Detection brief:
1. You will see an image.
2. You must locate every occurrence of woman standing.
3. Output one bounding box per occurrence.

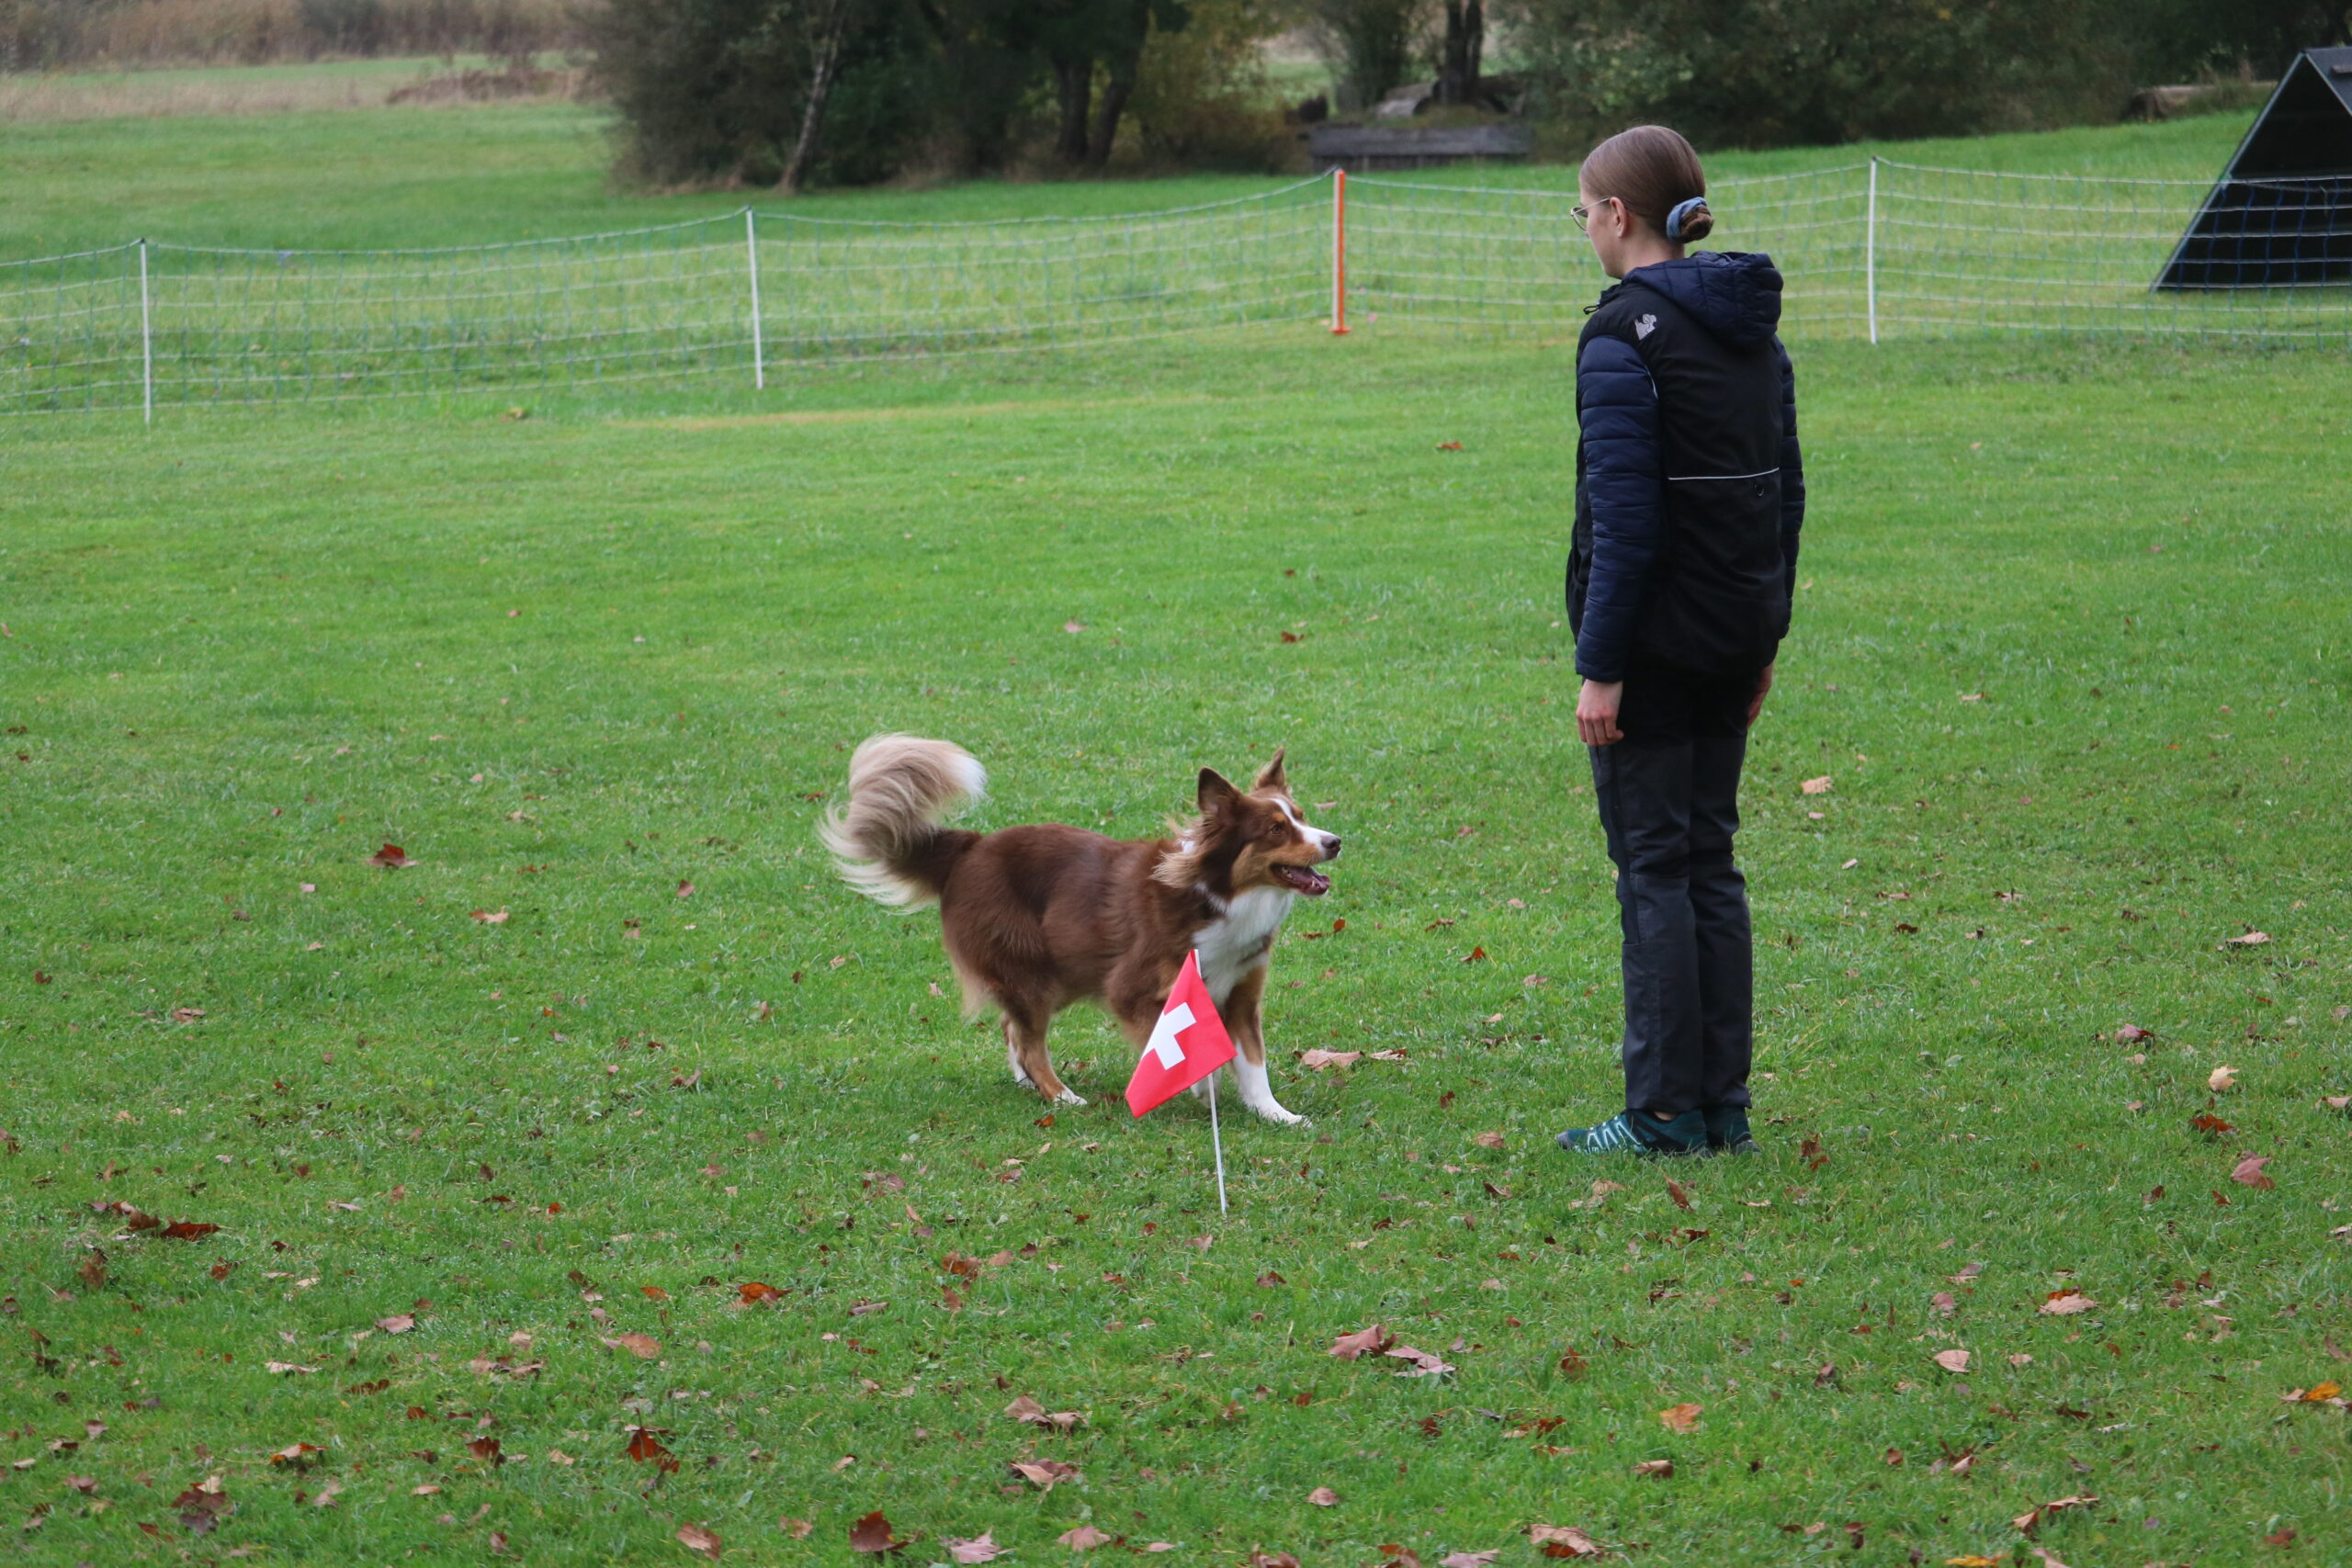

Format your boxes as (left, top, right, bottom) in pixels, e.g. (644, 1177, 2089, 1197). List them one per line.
(1553, 126, 1804, 1157)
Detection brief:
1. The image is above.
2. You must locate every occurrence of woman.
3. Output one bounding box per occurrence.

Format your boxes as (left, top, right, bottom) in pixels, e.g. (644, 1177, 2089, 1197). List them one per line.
(1554, 125, 1804, 1157)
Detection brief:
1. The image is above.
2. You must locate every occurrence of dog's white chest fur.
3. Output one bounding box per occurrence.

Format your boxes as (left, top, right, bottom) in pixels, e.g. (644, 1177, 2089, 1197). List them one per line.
(1193, 886, 1295, 1001)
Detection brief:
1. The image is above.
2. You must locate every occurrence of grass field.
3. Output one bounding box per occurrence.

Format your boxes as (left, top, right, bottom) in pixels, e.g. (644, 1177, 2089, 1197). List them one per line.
(1, 75, 2254, 257)
(5, 93, 2351, 1568)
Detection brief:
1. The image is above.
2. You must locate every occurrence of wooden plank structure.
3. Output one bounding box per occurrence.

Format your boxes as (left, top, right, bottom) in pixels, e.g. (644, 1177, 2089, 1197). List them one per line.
(1307, 122, 1532, 175)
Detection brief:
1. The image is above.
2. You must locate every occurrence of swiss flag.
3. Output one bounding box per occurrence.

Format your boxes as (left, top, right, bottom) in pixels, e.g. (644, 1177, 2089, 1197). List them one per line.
(1124, 951, 1237, 1118)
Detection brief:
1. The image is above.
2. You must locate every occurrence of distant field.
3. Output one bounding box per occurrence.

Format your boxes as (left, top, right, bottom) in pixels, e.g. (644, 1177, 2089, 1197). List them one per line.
(0, 53, 577, 124)
(0, 66, 2254, 257)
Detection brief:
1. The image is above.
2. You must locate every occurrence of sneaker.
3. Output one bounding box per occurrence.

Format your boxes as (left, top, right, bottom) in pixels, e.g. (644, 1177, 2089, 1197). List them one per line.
(1555, 1109, 1706, 1156)
(1704, 1106, 1758, 1156)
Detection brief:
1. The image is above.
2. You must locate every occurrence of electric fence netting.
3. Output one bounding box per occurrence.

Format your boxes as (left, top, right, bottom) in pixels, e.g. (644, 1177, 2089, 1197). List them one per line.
(6, 160, 2347, 419)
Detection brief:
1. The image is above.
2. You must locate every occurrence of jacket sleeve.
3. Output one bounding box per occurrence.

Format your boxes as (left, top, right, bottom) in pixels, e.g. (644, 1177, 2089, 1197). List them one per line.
(1572, 332, 1665, 683)
(1776, 340, 1805, 596)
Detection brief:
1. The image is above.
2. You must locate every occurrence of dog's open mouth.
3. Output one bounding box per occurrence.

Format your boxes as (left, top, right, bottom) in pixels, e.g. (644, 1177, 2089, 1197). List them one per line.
(1272, 863, 1332, 897)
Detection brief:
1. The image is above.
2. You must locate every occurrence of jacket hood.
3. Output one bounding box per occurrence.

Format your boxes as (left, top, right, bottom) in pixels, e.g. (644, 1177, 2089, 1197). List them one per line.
(1618, 252, 1783, 346)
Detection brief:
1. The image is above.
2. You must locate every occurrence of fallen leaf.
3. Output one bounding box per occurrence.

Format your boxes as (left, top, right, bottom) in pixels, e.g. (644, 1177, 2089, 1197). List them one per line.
(1800, 775, 1832, 795)
(469, 909, 510, 924)
(1010, 1459, 1080, 1490)
(467, 1436, 503, 1467)
(310, 1478, 344, 1507)
(610, 1332, 662, 1359)
(1250, 1554, 1299, 1568)
(1383, 1343, 1454, 1378)
(2114, 1023, 2153, 1042)
(1529, 1526, 1602, 1558)
(1058, 1524, 1114, 1549)
(1298, 1050, 1362, 1071)
(368, 843, 414, 869)
(1329, 1324, 1394, 1360)
(376, 1314, 415, 1334)
(625, 1427, 680, 1472)
(2040, 1291, 2098, 1315)
(265, 1361, 317, 1375)
(1658, 1402, 1702, 1433)
(1437, 1554, 1496, 1568)
(267, 1442, 322, 1466)
(945, 1533, 1004, 1564)
(1933, 1348, 1972, 1373)
(1462, 946, 1487, 963)
(2284, 1382, 2342, 1403)
(2232, 1154, 2275, 1190)
(676, 880, 695, 899)
(2264, 1529, 2297, 1548)
(849, 1511, 902, 1554)
(738, 1281, 784, 1305)
(1472, 1131, 1505, 1150)
(2012, 1495, 2099, 1536)
(2220, 930, 2271, 949)
(1800, 1134, 1828, 1170)
(2210, 1065, 2240, 1092)
(669, 1523, 721, 1561)
(2190, 1112, 2235, 1136)
(1945, 1558, 2003, 1567)
(160, 1220, 220, 1240)
(1633, 1459, 1673, 1478)
(1064, 620, 1086, 634)
(1308, 1485, 1339, 1506)
(1666, 1179, 1692, 1211)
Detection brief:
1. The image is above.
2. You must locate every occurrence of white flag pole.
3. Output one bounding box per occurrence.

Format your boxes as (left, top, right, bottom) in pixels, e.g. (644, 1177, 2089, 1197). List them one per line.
(1206, 1069, 1229, 1214)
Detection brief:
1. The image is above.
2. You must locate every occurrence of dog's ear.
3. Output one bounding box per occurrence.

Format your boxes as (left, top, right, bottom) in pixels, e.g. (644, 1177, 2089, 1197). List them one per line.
(1252, 748, 1288, 793)
(1197, 766, 1243, 818)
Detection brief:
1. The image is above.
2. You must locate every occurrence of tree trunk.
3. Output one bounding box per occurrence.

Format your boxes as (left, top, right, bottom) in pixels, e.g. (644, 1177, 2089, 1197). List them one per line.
(1052, 53, 1092, 165)
(780, 2, 853, 195)
(1436, 0, 1483, 107)
(1084, 0, 1152, 167)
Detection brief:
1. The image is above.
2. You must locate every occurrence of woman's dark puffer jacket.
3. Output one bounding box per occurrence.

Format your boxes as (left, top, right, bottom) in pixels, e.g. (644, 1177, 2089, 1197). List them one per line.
(1566, 251, 1805, 684)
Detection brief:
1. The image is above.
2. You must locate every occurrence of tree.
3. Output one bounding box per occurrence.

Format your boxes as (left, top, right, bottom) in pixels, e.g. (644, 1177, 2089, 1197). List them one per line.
(1306, 0, 1428, 110)
(1434, 0, 1482, 106)
(1029, 0, 1190, 167)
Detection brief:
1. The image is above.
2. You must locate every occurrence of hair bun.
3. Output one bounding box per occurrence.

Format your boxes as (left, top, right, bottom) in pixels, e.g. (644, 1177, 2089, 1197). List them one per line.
(1667, 196, 1712, 242)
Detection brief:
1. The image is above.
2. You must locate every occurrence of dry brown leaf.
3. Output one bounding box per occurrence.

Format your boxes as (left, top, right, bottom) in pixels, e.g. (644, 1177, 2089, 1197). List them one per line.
(1437, 1554, 1497, 1568)
(2040, 1291, 2097, 1315)
(1307, 1485, 1339, 1506)
(1666, 1179, 1692, 1211)
(1800, 775, 1833, 795)
(1298, 1050, 1362, 1071)
(675, 1524, 722, 1562)
(1010, 1459, 1080, 1490)
(1058, 1524, 1114, 1550)
(2231, 1154, 2276, 1190)
(1933, 1348, 1972, 1374)
(608, 1332, 662, 1359)
(849, 1511, 901, 1553)
(376, 1314, 414, 1334)
(2209, 1064, 2240, 1092)
(1657, 1402, 1702, 1433)
(1471, 1131, 1505, 1149)
(1329, 1324, 1393, 1360)
(944, 1532, 1005, 1563)
(1633, 1459, 1673, 1478)
(2219, 930, 2271, 949)
(1529, 1526, 1602, 1559)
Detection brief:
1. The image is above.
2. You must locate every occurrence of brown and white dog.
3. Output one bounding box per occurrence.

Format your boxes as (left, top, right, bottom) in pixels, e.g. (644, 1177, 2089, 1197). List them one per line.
(820, 735, 1340, 1123)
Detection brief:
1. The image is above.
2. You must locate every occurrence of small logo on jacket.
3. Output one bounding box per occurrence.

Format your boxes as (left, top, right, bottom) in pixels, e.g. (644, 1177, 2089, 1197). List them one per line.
(1634, 313, 1658, 340)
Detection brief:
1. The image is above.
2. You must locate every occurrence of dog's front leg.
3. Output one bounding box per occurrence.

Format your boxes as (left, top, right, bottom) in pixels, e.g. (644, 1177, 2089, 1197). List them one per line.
(1223, 965, 1305, 1126)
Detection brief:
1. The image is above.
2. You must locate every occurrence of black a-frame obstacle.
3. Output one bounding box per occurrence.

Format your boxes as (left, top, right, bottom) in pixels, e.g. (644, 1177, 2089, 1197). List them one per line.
(2156, 45, 2352, 289)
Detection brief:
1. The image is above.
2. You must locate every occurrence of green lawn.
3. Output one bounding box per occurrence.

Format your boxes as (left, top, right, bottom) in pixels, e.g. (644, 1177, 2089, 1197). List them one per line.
(1, 77, 2255, 257)
(5, 320, 2350, 1562)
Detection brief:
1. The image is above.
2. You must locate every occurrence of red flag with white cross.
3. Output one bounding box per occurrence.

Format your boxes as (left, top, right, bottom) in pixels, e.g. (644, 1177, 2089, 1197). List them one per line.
(1125, 951, 1237, 1118)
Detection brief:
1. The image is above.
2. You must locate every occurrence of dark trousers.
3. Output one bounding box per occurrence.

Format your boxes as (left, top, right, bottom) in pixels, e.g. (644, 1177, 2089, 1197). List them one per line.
(1589, 667, 1757, 1117)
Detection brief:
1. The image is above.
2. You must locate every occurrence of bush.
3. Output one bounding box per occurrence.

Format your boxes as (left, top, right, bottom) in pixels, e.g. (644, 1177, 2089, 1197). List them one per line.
(1125, 0, 1296, 170)
(0, 0, 577, 69)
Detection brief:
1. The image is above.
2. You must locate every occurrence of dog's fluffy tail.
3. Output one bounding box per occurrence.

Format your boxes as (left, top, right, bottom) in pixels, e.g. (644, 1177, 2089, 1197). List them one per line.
(820, 735, 987, 908)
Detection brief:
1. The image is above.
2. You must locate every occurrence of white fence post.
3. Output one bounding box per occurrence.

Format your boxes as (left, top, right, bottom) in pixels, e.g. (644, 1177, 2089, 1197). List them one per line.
(1865, 158, 1880, 346)
(139, 240, 154, 424)
(745, 208, 765, 390)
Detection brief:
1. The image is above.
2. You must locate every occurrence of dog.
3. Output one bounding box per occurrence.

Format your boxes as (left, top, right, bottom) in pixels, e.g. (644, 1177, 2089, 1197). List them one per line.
(820, 735, 1340, 1124)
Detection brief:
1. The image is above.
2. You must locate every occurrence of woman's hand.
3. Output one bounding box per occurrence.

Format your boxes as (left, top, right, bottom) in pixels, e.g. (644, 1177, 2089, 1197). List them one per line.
(1577, 679, 1624, 746)
(1746, 662, 1775, 728)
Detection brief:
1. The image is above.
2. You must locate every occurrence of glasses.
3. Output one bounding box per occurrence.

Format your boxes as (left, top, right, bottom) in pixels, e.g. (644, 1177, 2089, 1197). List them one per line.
(1571, 197, 1616, 234)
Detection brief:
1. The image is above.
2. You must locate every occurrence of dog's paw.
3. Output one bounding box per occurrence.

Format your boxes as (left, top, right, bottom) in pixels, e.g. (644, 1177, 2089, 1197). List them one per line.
(1250, 1102, 1307, 1127)
(1053, 1087, 1088, 1107)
